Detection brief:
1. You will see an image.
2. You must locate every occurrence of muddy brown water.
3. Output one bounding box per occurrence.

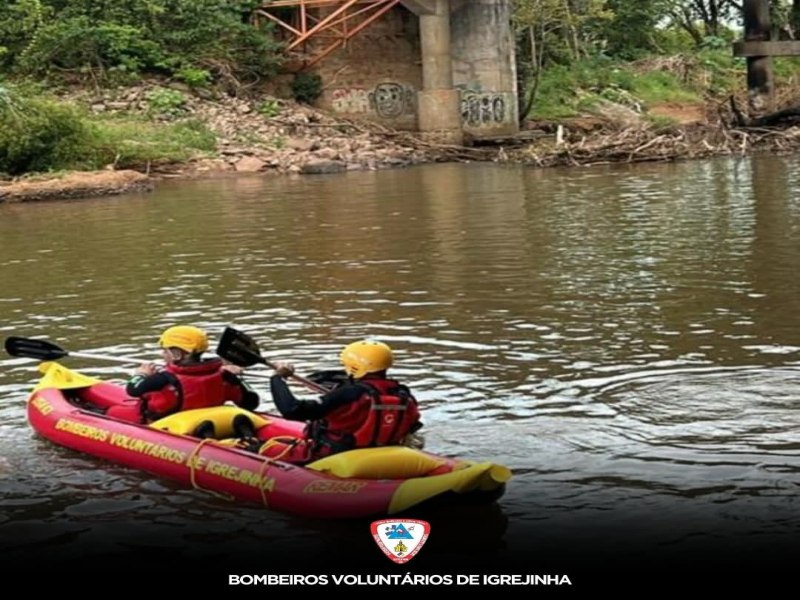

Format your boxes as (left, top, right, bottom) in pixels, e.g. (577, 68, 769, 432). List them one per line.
(0, 160, 798, 590)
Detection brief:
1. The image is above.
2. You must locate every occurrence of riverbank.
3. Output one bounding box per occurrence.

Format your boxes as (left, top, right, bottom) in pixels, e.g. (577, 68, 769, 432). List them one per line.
(4, 81, 800, 203)
(62, 83, 468, 175)
(0, 170, 151, 203)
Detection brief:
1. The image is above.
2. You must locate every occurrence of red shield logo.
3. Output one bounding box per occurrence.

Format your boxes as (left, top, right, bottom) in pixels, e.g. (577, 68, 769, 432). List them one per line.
(370, 519, 431, 564)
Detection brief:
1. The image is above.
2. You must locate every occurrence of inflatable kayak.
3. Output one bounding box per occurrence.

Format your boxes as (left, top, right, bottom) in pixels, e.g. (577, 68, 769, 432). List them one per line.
(25, 362, 511, 518)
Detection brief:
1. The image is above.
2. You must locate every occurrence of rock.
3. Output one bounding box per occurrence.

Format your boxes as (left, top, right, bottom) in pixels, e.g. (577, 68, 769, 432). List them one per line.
(106, 102, 130, 111)
(300, 160, 346, 175)
(384, 157, 409, 166)
(167, 82, 191, 93)
(194, 88, 215, 100)
(312, 148, 341, 160)
(234, 157, 266, 172)
(286, 138, 318, 152)
(221, 146, 249, 156)
(193, 158, 232, 172)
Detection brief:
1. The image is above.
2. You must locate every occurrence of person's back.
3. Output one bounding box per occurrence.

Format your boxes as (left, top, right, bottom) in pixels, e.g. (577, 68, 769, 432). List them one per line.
(107, 326, 258, 423)
(268, 340, 422, 462)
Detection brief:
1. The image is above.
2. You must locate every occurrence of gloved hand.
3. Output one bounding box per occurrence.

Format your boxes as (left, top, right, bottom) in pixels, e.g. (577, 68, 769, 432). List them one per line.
(221, 364, 245, 376)
(273, 361, 295, 379)
(135, 363, 158, 377)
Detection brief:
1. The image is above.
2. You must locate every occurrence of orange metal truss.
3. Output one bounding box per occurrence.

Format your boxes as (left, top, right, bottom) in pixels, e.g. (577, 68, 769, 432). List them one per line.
(255, 0, 402, 70)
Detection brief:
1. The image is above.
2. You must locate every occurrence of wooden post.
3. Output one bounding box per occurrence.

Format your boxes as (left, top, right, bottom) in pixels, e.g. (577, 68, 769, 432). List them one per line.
(743, 0, 774, 115)
(734, 0, 800, 121)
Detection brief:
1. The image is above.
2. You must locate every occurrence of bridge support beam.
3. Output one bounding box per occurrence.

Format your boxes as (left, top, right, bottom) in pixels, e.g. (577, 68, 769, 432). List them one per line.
(416, 0, 463, 145)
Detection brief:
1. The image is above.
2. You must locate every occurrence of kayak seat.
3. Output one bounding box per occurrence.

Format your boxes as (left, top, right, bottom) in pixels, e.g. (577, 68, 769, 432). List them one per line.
(150, 406, 270, 439)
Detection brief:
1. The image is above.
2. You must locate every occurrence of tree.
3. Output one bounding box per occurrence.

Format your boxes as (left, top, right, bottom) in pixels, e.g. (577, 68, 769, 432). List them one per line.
(513, 0, 573, 119)
(514, 1, 626, 119)
(663, 1, 742, 45)
(602, 0, 670, 58)
(0, 0, 282, 86)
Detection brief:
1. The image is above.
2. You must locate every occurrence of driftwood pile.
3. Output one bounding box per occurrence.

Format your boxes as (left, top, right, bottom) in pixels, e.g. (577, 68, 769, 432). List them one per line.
(347, 93, 800, 169)
(509, 122, 800, 168)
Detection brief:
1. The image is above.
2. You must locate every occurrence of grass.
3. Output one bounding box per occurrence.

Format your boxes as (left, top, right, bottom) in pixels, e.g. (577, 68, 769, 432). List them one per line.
(631, 71, 699, 105)
(87, 117, 216, 168)
(526, 50, 756, 120)
(1, 84, 218, 174)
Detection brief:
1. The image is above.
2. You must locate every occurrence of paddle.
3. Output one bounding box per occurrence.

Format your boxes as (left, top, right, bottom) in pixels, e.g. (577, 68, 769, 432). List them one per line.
(3, 335, 271, 382)
(5, 336, 144, 365)
(216, 327, 329, 393)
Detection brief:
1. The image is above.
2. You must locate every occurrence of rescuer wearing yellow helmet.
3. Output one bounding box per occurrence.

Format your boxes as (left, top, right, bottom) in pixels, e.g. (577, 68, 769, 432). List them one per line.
(105, 326, 259, 424)
(264, 339, 422, 463)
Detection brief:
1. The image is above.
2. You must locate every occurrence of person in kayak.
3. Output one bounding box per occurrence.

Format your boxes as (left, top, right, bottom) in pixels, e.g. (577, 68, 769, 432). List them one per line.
(264, 340, 422, 462)
(106, 325, 259, 424)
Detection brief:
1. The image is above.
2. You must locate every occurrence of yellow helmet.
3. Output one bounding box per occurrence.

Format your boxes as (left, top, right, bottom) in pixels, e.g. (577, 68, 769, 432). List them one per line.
(159, 326, 209, 354)
(340, 340, 393, 378)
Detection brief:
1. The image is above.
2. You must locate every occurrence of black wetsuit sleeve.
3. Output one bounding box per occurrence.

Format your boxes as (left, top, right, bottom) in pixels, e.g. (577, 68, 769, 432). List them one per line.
(222, 371, 260, 411)
(126, 372, 173, 397)
(270, 376, 363, 421)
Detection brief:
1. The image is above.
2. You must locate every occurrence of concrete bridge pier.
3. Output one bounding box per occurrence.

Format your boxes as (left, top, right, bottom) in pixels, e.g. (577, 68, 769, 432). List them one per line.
(415, 0, 464, 145)
(285, 0, 517, 141)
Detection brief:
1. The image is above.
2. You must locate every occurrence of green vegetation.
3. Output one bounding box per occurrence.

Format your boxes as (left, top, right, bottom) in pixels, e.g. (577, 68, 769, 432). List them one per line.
(89, 118, 216, 168)
(291, 73, 323, 105)
(0, 86, 88, 174)
(257, 99, 282, 119)
(145, 87, 188, 119)
(530, 56, 704, 120)
(0, 85, 215, 175)
(0, 0, 282, 86)
(514, 1, 800, 120)
(0, 1, 279, 175)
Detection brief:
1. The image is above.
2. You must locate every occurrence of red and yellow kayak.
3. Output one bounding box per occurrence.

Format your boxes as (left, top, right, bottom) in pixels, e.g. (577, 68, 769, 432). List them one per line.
(26, 362, 510, 518)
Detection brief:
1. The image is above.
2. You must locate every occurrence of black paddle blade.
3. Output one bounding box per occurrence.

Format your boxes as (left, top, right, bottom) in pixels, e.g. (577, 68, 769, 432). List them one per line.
(4, 336, 69, 361)
(216, 327, 266, 367)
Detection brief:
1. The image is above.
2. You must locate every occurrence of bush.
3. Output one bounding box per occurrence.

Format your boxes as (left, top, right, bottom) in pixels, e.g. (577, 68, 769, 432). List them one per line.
(0, 88, 90, 175)
(257, 98, 281, 118)
(18, 18, 162, 77)
(175, 67, 212, 88)
(291, 72, 322, 104)
(146, 87, 187, 118)
(0, 1, 282, 84)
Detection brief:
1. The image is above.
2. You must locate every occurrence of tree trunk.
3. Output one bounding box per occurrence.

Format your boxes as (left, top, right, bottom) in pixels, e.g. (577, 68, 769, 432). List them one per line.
(562, 0, 580, 60)
(519, 25, 543, 123)
(792, 0, 800, 37)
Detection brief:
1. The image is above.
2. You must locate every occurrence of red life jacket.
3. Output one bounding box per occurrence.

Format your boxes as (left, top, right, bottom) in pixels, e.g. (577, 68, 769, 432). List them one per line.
(141, 360, 227, 419)
(311, 378, 421, 454)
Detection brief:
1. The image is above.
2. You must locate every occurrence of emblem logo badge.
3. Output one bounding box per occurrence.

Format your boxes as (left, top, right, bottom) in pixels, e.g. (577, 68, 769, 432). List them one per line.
(370, 519, 431, 564)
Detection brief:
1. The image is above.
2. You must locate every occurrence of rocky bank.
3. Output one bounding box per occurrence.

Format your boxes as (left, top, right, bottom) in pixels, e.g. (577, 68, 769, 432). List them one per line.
(4, 81, 800, 203)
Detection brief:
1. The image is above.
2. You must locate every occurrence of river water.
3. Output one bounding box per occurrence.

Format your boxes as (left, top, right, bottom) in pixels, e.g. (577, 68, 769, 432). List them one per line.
(1, 159, 798, 589)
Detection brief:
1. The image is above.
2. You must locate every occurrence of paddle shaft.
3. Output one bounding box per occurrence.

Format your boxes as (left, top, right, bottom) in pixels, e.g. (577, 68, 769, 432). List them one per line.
(43, 350, 326, 389)
(60, 351, 283, 382)
(252, 358, 329, 394)
(6, 335, 328, 392)
(73, 353, 327, 391)
(67, 351, 146, 365)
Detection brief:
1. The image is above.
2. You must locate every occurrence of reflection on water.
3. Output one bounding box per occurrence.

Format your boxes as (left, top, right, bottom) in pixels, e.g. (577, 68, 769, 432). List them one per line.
(1, 157, 799, 579)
